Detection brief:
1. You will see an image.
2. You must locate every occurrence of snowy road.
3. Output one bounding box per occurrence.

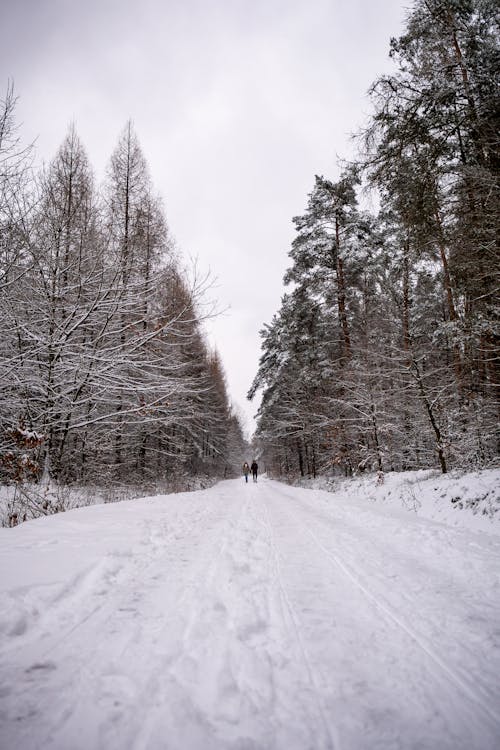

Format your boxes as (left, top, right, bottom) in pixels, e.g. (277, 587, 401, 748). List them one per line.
(1, 478, 500, 749)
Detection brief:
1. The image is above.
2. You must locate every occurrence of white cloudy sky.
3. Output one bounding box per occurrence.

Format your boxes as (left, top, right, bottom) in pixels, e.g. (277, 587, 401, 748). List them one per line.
(1, 0, 407, 434)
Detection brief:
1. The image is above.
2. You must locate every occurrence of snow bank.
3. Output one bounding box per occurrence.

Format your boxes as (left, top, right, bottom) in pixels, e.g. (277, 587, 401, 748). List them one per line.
(293, 468, 500, 535)
(0, 475, 218, 527)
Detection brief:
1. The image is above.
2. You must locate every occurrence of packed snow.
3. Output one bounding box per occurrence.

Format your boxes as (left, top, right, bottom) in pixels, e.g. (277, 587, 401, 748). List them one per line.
(1, 475, 500, 749)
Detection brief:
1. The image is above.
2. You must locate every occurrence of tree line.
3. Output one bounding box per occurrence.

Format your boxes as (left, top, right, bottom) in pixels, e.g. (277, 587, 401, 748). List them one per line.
(249, 0, 498, 478)
(0, 92, 247, 505)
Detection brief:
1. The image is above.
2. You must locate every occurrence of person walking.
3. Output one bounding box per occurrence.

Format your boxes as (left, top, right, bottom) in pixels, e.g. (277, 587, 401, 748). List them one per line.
(242, 461, 250, 483)
(251, 459, 258, 482)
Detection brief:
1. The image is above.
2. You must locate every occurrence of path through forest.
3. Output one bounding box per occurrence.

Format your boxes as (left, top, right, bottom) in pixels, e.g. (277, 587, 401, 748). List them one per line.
(1, 478, 499, 749)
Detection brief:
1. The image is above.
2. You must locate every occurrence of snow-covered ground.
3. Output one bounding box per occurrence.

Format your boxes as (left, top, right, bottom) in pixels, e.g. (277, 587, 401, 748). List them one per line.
(1, 476, 499, 749)
(294, 468, 500, 532)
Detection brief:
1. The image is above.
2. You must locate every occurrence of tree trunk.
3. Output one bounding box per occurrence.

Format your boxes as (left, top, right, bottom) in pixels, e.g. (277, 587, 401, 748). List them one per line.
(296, 437, 304, 477)
(335, 216, 351, 358)
(402, 235, 410, 353)
(411, 358, 447, 474)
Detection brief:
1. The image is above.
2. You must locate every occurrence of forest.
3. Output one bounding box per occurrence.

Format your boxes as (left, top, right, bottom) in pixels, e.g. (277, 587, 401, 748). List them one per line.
(249, 0, 499, 478)
(0, 109, 247, 523)
(1, 0, 498, 526)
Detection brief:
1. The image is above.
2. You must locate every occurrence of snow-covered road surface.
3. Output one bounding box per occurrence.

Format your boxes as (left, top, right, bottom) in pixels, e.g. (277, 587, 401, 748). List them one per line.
(1, 478, 499, 749)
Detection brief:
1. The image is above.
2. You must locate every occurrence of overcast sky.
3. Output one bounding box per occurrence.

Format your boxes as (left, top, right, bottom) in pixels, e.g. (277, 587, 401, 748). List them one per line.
(2, 0, 408, 435)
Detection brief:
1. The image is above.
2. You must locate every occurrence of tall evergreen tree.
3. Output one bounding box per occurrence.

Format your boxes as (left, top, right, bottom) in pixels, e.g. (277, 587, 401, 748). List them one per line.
(251, 0, 498, 475)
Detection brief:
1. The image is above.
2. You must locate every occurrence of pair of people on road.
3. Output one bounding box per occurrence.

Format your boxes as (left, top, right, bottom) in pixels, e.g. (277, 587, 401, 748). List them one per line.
(242, 460, 258, 483)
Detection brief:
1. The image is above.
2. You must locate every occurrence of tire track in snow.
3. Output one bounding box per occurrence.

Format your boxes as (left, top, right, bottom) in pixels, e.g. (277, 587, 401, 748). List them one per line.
(129, 492, 257, 750)
(256, 492, 340, 750)
(0, 495, 233, 750)
(285, 489, 500, 713)
(150, 490, 318, 749)
(148, 488, 339, 750)
(271, 482, 500, 735)
(96, 494, 255, 750)
(0, 497, 218, 663)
